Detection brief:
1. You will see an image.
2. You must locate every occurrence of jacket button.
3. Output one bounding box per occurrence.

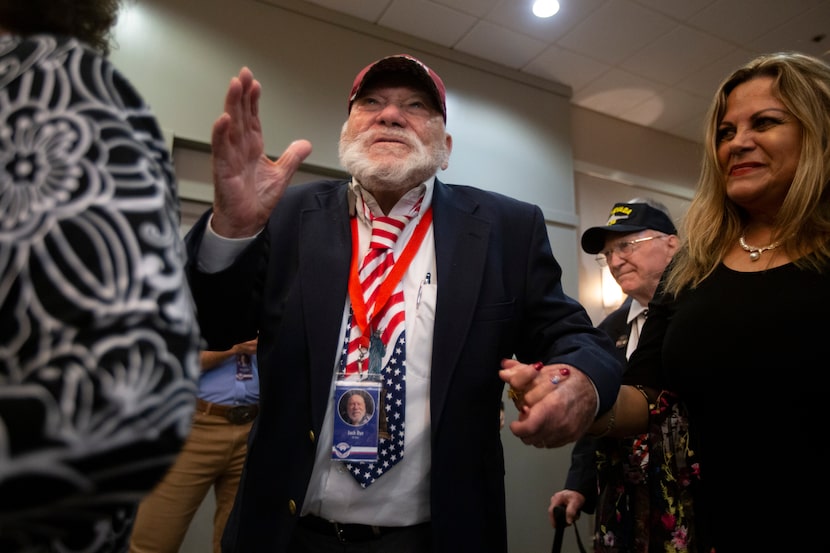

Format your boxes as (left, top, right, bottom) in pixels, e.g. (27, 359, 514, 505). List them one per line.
(308, 430, 315, 443)
(288, 500, 297, 515)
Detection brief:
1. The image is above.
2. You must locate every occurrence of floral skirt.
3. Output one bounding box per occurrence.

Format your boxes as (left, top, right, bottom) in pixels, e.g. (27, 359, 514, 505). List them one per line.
(594, 390, 702, 553)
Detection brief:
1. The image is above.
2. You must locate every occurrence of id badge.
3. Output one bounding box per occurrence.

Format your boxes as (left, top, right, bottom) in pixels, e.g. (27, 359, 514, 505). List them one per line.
(331, 380, 381, 462)
(236, 354, 253, 381)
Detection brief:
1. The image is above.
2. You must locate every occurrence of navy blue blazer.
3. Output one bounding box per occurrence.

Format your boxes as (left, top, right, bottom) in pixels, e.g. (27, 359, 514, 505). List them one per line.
(185, 178, 622, 553)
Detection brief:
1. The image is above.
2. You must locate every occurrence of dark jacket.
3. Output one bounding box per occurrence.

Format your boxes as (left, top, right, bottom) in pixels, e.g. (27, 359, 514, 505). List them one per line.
(185, 178, 622, 553)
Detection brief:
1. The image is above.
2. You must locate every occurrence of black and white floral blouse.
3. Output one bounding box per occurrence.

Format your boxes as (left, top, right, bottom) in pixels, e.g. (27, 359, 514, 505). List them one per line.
(0, 34, 200, 552)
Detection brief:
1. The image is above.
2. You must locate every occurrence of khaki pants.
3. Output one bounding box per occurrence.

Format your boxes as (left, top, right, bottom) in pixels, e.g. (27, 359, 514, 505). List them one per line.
(129, 410, 253, 553)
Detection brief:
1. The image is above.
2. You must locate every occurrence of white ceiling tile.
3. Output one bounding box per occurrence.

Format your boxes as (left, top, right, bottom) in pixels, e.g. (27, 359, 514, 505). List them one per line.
(483, 0, 606, 42)
(455, 19, 548, 68)
(524, 45, 610, 91)
(379, 0, 477, 47)
(298, 0, 392, 22)
(620, 26, 734, 85)
(431, 0, 502, 18)
(557, 0, 676, 65)
(618, 86, 710, 133)
(747, 2, 830, 58)
(688, 0, 825, 45)
(631, 0, 718, 21)
(674, 48, 755, 98)
(572, 69, 661, 116)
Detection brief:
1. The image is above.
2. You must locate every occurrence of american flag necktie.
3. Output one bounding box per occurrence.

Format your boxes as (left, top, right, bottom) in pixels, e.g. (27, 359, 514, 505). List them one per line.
(342, 212, 412, 487)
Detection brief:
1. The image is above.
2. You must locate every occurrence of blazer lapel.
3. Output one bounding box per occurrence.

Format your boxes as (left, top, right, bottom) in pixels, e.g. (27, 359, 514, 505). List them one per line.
(299, 184, 352, 429)
(430, 180, 490, 424)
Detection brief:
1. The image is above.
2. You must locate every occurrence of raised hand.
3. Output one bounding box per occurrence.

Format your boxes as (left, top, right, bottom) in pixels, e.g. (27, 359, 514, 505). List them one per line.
(210, 66, 313, 238)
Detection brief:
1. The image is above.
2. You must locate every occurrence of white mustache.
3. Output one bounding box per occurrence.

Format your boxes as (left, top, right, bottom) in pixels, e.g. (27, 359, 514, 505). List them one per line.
(360, 129, 415, 148)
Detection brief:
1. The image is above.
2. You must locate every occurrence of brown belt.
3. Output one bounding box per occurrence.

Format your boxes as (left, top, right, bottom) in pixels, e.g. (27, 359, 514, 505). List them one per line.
(195, 398, 258, 425)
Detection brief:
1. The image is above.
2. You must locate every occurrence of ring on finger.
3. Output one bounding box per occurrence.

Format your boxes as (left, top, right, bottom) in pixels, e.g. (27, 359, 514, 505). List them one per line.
(550, 367, 571, 386)
(507, 386, 525, 408)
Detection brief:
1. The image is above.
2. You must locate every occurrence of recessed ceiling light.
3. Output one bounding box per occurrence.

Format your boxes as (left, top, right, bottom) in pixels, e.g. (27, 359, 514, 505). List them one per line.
(532, 0, 560, 18)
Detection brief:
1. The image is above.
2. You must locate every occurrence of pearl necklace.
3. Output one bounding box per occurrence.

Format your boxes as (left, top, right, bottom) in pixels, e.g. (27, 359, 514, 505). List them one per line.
(738, 235, 781, 261)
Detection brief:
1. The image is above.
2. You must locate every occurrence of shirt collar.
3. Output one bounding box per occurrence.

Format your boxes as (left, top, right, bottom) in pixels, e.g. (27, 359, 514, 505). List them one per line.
(349, 177, 434, 224)
(626, 298, 648, 324)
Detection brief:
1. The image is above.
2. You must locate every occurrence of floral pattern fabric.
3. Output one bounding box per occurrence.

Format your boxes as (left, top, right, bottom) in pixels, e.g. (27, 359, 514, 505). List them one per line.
(0, 34, 200, 552)
(594, 391, 701, 553)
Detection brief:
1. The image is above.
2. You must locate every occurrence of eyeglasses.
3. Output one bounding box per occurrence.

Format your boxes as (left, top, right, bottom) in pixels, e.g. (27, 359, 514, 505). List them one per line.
(595, 235, 666, 267)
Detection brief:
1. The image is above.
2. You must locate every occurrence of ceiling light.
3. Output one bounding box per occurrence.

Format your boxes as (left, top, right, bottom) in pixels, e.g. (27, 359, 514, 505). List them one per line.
(532, 0, 560, 18)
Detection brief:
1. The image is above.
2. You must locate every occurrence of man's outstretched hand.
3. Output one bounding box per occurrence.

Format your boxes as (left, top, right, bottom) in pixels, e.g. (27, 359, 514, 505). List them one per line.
(210, 66, 312, 238)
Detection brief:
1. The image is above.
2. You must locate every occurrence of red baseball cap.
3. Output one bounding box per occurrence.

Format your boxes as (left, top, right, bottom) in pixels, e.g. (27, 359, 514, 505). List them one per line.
(348, 54, 447, 122)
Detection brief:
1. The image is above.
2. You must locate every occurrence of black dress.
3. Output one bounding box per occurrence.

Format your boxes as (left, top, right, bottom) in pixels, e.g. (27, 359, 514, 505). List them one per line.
(626, 262, 827, 552)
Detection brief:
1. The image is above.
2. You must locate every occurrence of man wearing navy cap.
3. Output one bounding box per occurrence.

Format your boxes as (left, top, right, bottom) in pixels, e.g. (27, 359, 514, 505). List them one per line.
(548, 198, 678, 550)
(185, 54, 622, 553)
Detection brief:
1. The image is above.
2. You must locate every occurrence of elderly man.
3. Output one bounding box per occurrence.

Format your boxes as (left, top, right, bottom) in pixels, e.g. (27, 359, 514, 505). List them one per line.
(548, 199, 679, 551)
(185, 54, 621, 553)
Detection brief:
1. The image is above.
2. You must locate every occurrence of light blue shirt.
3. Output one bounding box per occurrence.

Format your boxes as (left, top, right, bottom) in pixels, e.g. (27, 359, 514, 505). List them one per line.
(199, 353, 259, 406)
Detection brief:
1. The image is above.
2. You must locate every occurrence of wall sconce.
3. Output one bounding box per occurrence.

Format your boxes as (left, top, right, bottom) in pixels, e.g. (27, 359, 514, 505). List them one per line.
(601, 265, 624, 311)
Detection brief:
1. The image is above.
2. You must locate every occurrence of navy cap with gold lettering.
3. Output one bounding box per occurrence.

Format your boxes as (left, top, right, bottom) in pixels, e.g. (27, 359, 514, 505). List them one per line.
(581, 202, 677, 254)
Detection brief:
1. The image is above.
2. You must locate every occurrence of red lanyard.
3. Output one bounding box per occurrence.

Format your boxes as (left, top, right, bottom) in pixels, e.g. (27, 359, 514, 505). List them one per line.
(347, 207, 433, 350)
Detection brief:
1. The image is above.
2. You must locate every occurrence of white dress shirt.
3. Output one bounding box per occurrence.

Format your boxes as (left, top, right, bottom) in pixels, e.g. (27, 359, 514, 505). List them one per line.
(624, 298, 649, 360)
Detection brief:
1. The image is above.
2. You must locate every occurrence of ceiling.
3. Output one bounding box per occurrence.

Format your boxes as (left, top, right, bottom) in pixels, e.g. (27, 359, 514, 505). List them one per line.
(291, 0, 830, 143)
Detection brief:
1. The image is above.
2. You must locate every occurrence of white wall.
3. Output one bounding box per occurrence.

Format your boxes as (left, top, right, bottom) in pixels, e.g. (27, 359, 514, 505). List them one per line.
(111, 1, 703, 551)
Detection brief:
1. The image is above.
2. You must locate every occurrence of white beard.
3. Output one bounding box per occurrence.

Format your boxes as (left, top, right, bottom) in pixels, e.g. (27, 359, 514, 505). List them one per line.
(338, 122, 449, 195)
